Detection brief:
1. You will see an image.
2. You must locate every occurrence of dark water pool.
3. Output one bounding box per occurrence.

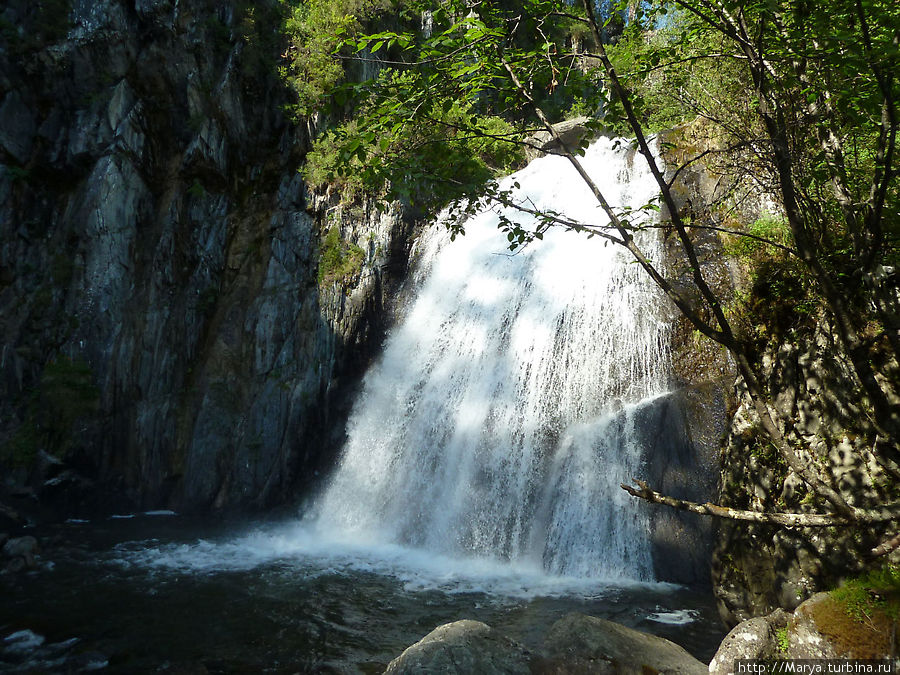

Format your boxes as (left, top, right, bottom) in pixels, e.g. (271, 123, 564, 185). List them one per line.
(1, 514, 726, 673)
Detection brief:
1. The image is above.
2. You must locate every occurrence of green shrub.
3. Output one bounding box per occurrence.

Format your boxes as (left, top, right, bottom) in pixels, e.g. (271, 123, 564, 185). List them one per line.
(318, 226, 365, 284)
(831, 564, 900, 622)
(304, 86, 524, 210)
(775, 626, 790, 655)
(724, 213, 793, 259)
(279, 0, 400, 118)
(0, 356, 100, 466)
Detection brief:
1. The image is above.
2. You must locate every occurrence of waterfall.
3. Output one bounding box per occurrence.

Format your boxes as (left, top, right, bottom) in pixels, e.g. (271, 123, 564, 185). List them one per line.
(313, 137, 670, 582)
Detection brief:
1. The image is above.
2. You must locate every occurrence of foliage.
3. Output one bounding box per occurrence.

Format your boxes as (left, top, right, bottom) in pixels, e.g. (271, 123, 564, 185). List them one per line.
(318, 226, 365, 284)
(724, 214, 792, 259)
(296, 0, 609, 225)
(4, 165, 31, 184)
(0, 0, 72, 53)
(303, 80, 525, 209)
(831, 564, 900, 623)
(775, 627, 790, 655)
(235, 2, 287, 80)
(722, 213, 816, 340)
(1, 356, 100, 466)
(278, 0, 407, 118)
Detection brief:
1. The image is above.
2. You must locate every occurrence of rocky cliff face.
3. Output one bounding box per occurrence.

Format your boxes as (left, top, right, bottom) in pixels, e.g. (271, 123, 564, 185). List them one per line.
(0, 0, 416, 514)
(712, 319, 898, 625)
(662, 121, 899, 625)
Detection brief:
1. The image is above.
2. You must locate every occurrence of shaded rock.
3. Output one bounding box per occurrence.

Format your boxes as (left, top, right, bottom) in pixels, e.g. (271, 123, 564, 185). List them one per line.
(638, 390, 720, 585)
(0, 0, 421, 516)
(0, 90, 35, 163)
(543, 613, 707, 675)
(3, 556, 26, 574)
(384, 620, 533, 675)
(2, 535, 38, 559)
(709, 609, 789, 675)
(0, 503, 24, 530)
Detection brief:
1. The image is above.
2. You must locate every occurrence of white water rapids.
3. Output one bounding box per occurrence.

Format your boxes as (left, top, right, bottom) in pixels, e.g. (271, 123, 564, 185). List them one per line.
(311, 137, 671, 582)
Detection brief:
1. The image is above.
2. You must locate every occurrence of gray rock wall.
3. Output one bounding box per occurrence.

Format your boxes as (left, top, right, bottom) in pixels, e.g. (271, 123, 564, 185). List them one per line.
(0, 0, 417, 513)
(660, 121, 898, 625)
(712, 320, 898, 625)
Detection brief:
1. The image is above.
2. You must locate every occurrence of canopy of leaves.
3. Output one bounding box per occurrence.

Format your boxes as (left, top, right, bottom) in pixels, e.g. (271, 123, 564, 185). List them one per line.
(285, 0, 615, 214)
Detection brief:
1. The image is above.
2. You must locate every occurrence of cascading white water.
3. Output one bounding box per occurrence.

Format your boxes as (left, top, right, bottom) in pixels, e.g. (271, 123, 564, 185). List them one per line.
(313, 137, 670, 582)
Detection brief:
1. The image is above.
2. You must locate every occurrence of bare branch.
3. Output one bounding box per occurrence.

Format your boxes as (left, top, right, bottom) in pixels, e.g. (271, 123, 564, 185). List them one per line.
(869, 532, 900, 558)
(621, 479, 900, 527)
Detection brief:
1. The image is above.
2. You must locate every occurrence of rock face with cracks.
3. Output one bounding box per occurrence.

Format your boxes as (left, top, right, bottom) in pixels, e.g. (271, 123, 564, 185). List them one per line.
(0, 0, 416, 514)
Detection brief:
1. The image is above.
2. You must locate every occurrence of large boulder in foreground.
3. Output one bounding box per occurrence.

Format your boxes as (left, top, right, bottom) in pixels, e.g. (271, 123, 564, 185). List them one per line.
(708, 610, 789, 675)
(709, 590, 898, 672)
(384, 614, 709, 675)
(540, 613, 707, 675)
(383, 620, 533, 674)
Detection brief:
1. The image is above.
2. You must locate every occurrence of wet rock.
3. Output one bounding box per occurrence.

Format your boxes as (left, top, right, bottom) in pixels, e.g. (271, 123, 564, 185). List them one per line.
(0, 91, 35, 163)
(66, 651, 110, 671)
(3, 556, 26, 574)
(0, 503, 23, 530)
(2, 629, 45, 654)
(709, 609, 789, 675)
(157, 661, 211, 673)
(2, 535, 38, 559)
(525, 116, 592, 160)
(543, 613, 707, 675)
(384, 620, 533, 674)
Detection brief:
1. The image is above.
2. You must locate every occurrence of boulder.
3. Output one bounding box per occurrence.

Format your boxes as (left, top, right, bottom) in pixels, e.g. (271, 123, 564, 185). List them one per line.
(787, 593, 842, 658)
(0, 502, 24, 530)
(384, 620, 533, 674)
(709, 609, 789, 675)
(711, 591, 898, 663)
(2, 535, 38, 559)
(4, 557, 27, 574)
(542, 613, 707, 675)
(525, 117, 594, 160)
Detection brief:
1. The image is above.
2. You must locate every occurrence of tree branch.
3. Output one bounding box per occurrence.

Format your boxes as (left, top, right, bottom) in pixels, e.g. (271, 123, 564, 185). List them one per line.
(868, 532, 900, 558)
(621, 479, 900, 527)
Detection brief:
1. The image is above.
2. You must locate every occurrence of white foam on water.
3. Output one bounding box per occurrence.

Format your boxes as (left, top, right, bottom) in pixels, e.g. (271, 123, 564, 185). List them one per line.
(109, 521, 677, 600)
(646, 609, 699, 625)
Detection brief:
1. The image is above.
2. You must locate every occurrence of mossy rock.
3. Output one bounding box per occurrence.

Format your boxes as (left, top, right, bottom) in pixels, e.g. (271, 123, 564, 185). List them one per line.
(790, 590, 899, 658)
